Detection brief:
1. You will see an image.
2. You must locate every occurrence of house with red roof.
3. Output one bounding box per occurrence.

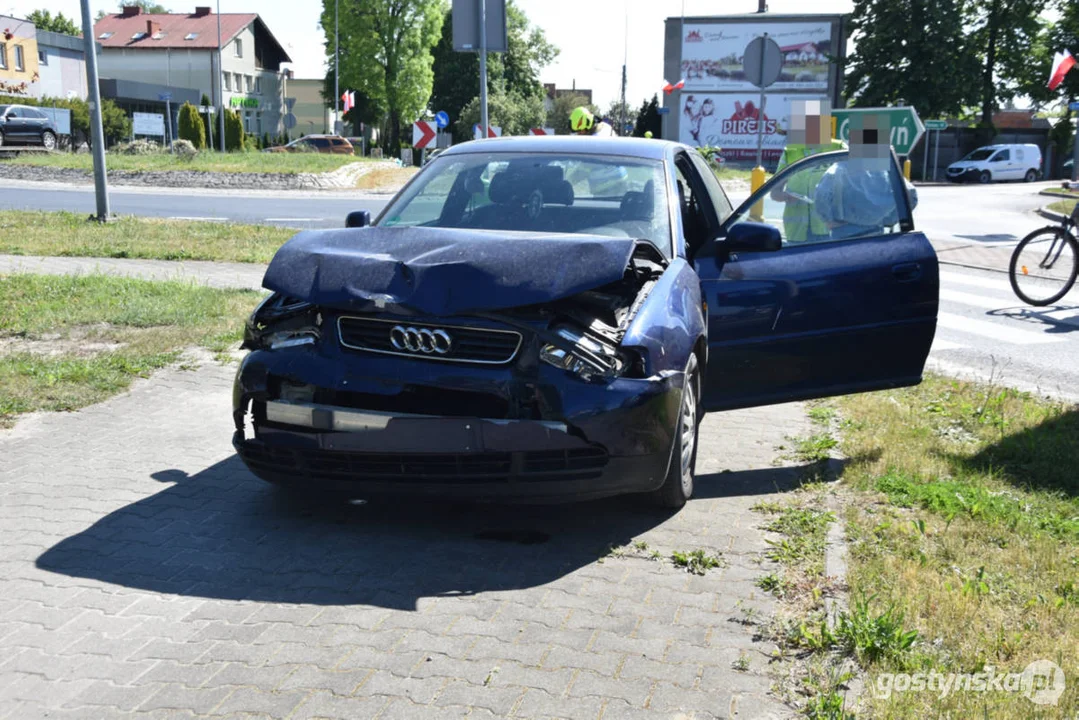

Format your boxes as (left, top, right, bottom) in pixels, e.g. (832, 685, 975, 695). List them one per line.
(93, 5, 290, 142)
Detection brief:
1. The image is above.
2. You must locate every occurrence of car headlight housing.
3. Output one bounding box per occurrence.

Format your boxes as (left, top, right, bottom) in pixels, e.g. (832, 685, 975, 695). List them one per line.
(540, 325, 624, 382)
(242, 293, 321, 350)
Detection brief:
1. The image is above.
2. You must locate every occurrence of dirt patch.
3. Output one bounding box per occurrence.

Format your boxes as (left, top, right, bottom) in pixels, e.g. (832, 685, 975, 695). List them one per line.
(0, 324, 133, 357)
(354, 166, 418, 192)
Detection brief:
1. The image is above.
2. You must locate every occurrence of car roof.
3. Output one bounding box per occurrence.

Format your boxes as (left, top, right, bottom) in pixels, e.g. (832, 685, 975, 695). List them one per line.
(440, 135, 686, 161)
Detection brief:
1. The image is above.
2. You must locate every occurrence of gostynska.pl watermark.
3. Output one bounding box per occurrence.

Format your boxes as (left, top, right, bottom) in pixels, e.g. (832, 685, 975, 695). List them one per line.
(872, 660, 1066, 706)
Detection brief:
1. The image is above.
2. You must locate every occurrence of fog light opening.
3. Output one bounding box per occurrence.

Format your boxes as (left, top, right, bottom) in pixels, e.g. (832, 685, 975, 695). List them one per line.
(348, 498, 368, 506)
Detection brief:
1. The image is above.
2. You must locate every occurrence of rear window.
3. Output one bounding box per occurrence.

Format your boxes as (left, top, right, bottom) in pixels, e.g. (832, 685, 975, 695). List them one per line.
(332, 138, 351, 147)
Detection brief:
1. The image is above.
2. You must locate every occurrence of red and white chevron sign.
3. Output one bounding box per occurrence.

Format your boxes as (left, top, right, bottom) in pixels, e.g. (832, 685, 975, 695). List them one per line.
(529, 127, 556, 136)
(412, 121, 437, 149)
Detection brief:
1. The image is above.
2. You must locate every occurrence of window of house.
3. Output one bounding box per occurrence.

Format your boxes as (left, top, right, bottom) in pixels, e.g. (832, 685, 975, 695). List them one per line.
(234, 38, 242, 58)
(245, 75, 252, 93)
(0, 44, 7, 70)
(131, 32, 146, 40)
(254, 76, 261, 94)
(98, 32, 113, 40)
(38, 50, 47, 66)
(224, 73, 232, 91)
(234, 73, 242, 92)
(14, 45, 24, 72)
(184, 32, 198, 40)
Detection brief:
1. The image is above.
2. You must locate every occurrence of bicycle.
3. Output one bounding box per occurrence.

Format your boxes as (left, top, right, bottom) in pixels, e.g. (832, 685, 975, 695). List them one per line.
(1009, 202, 1079, 306)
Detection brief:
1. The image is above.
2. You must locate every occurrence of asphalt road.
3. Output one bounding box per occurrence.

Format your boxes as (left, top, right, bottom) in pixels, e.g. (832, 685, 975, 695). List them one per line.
(1, 177, 1076, 399)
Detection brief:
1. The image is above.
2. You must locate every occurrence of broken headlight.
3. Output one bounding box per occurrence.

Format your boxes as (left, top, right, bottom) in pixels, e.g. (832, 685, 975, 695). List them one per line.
(540, 325, 624, 382)
(242, 293, 321, 351)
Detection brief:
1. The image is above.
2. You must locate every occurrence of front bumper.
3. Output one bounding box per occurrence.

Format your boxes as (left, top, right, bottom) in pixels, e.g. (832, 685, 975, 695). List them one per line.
(232, 350, 681, 502)
(946, 167, 982, 182)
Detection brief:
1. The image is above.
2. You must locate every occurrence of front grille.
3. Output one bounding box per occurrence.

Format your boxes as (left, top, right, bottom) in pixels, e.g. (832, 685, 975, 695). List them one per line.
(337, 316, 522, 365)
(238, 443, 608, 484)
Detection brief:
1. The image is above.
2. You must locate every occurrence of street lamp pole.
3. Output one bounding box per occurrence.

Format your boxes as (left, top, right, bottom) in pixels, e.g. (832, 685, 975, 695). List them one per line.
(334, 0, 339, 133)
(79, 0, 109, 220)
(217, 0, 226, 152)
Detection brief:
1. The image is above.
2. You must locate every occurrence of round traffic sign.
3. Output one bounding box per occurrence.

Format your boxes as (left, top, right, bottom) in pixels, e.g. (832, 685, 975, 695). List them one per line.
(435, 110, 450, 129)
(743, 36, 784, 89)
(283, 113, 297, 130)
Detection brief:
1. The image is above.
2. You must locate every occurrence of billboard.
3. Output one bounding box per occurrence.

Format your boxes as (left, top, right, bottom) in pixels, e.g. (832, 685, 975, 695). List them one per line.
(678, 92, 829, 162)
(680, 21, 834, 92)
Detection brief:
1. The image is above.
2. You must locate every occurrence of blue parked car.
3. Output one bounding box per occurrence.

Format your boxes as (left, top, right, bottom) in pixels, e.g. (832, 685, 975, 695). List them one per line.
(233, 136, 938, 508)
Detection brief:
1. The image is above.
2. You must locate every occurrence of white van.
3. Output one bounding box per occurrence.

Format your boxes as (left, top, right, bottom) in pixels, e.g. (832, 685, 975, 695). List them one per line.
(946, 144, 1042, 184)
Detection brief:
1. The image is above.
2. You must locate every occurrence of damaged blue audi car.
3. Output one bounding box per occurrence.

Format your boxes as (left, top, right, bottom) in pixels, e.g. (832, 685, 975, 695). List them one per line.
(233, 137, 938, 507)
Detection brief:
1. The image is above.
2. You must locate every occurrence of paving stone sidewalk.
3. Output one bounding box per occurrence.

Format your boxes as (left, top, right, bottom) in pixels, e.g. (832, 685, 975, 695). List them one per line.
(0, 254, 265, 290)
(0, 358, 811, 719)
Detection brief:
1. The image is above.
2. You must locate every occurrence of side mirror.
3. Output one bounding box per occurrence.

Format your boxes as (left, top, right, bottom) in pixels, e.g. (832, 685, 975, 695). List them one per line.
(724, 221, 782, 253)
(345, 210, 371, 228)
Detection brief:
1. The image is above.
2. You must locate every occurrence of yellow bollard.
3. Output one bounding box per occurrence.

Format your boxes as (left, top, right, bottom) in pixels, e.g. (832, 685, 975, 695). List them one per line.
(831, 116, 837, 141)
(750, 165, 766, 220)
(903, 158, 911, 181)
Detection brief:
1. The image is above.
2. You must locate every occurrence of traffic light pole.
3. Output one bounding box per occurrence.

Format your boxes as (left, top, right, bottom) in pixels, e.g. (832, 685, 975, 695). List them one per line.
(79, 0, 109, 221)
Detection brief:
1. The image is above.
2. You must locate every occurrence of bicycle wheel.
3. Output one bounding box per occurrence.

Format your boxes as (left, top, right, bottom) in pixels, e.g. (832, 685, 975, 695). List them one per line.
(1009, 226, 1079, 306)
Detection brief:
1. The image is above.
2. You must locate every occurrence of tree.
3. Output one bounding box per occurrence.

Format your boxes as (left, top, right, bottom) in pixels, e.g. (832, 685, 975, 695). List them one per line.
(26, 9, 80, 36)
(546, 93, 596, 134)
(844, 0, 976, 120)
(632, 95, 662, 138)
(324, 0, 444, 153)
(178, 102, 206, 149)
(605, 99, 638, 136)
(429, 0, 557, 142)
(223, 109, 245, 151)
(456, 88, 545, 137)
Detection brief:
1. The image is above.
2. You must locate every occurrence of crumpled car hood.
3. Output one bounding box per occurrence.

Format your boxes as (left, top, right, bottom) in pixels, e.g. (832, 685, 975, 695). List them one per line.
(262, 227, 639, 316)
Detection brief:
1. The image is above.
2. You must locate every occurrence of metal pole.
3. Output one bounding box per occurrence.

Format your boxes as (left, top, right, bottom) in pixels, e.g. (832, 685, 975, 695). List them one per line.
(165, 98, 172, 151)
(334, 0, 339, 132)
(922, 128, 929, 182)
(217, 0, 225, 152)
(479, 0, 488, 139)
(933, 128, 940, 182)
(755, 33, 767, 168)
(79, 0, 109, 221)
(1072, 113, 1079, 183)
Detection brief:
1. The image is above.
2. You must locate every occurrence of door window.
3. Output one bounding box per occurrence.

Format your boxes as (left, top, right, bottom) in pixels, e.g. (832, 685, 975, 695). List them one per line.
(674, 153, 717, 257)
(727, 153, 907, 245)
(688, 150, 733, 223)
(5, 108, 18, 118)
(990, 149, 1010, 162)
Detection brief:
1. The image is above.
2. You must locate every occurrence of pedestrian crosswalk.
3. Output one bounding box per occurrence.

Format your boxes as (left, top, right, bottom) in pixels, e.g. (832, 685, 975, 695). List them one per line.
(930, 268, 1079, 355)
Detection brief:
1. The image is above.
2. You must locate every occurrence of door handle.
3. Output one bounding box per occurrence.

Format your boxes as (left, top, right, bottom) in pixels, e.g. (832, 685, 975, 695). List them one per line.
(892, 262, 922, 283)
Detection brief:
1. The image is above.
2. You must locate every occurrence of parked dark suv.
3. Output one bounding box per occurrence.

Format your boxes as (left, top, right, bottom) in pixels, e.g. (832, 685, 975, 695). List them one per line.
(0, 105, 59, 150)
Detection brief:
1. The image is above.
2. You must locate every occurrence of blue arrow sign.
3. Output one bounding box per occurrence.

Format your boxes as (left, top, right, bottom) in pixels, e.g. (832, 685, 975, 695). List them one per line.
(657, 107, 671, 115)
(158, 92, 172, 101)
(1070, 101, 1079, 111)
(435, 110, 450, 129)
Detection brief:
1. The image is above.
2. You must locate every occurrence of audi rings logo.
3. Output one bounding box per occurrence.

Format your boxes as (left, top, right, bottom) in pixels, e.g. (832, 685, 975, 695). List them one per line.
(390, 325, 453, 355)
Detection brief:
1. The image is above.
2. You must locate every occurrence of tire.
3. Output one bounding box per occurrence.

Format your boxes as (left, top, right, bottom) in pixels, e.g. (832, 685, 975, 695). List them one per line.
(979, 170, 991, 184)
(1024, 169, 1038, 183)
(41, 131, 56, 150)
(1009, 227, 1079, 306)
(653, 354, 700, 509)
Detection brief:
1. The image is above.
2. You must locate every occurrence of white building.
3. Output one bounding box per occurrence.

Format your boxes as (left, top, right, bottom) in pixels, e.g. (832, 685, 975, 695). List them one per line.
(94, 5, 290, 140)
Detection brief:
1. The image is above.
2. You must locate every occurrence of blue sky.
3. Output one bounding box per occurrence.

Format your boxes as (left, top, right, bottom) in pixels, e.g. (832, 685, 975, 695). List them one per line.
(5, 0, 854, 109)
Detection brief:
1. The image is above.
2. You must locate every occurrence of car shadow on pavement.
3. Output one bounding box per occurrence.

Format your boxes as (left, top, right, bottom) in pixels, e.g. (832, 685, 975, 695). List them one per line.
(36, 455, 698, 609)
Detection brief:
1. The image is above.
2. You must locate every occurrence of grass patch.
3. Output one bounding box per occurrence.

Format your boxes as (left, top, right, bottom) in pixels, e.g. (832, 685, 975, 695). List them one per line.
(4, 150, 365, 174)
(0, 211, 293, 263)
(670, 549, 724, 575)
(833, 375, 1079, 715)
(763, 507, 835, 576)
(790, 432, 839, 463)
(711, 166, 759, 184)
(0, 274, 259, 426)
(1047, 198, 1077, 216)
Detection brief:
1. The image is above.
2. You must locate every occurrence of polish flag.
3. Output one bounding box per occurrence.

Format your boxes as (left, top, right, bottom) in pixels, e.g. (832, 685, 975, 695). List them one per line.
(341, 90, 355, 112)
(1049, 50, 1076, 91)
(663, 79, 685, 94)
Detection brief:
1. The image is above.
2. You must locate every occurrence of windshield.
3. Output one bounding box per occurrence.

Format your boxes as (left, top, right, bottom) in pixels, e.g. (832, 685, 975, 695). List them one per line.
(377, 152, 672, 253)
(963, 148, 996, 162)
(0, 105, 8, 116)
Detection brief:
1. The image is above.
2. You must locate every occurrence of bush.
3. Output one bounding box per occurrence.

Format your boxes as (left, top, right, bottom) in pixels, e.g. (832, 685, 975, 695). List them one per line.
(177, 102, 205, 150)
(224, 109, 245, 152)
(114, 138, 161, 155)
(172, 138, 197, 162)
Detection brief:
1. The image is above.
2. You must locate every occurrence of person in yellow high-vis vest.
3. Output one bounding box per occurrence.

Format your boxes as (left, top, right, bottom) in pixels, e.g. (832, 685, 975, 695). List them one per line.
(771, 100, 845, 243)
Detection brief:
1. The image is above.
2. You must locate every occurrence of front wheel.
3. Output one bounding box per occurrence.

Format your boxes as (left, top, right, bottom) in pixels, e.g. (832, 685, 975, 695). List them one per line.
(41, 131, 56, 150)
(1009, 227, 1079, 306)
(653, 354, 700, 509)
(979, 170, 992, 184)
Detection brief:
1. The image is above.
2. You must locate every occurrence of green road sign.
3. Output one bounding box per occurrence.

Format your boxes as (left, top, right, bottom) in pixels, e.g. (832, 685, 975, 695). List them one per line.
(833, 106, 925, 155)
(925, 120, 948, 130)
